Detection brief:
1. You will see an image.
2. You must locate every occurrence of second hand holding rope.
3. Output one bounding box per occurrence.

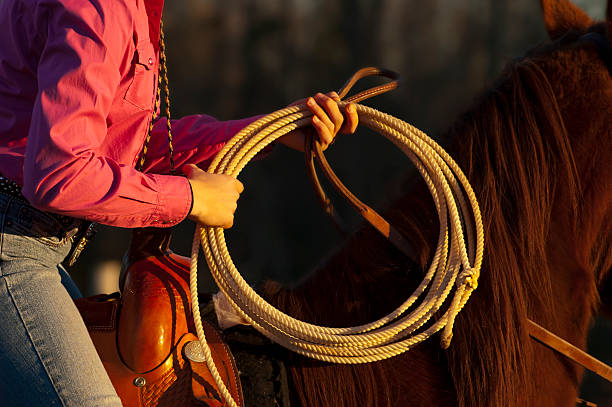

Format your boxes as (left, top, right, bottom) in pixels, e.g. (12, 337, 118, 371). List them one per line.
(189, 68, 484, 407)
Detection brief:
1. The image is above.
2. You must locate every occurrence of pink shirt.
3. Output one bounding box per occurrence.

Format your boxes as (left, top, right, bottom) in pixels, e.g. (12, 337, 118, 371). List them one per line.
(0, 0, 258, 228)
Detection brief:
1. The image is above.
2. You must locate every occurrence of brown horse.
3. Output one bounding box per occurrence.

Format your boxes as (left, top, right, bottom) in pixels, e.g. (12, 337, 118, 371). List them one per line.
(259, 1, 612, 406)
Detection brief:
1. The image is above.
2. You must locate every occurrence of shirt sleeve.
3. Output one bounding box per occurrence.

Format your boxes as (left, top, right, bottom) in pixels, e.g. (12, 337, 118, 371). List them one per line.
(140, 114, 266, 174)
(22, 0, 191, 228)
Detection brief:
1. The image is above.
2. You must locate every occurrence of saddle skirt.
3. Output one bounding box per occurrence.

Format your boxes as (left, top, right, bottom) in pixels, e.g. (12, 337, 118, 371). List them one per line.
(74, 228, 244, 407)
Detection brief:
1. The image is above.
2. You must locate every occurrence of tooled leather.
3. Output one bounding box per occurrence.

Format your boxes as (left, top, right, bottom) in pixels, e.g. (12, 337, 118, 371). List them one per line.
(203, 323, 244, 407)
(76, 250, 244, 406)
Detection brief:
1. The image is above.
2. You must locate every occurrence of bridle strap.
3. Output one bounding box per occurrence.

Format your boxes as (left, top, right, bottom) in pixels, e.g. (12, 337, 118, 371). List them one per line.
(304, 67, 612, 384)
(527, 319, 612, 382)
(307, 133, 416, 260)
(304, 68, 416, 259)
(337, 67, 400, 103)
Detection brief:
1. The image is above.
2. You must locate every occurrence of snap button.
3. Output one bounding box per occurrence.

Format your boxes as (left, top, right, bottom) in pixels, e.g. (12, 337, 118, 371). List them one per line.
(148, 57, 154, 66)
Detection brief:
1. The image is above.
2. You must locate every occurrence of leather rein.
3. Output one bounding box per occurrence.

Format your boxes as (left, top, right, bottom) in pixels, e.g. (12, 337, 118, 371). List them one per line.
(303, 67, 612, 384)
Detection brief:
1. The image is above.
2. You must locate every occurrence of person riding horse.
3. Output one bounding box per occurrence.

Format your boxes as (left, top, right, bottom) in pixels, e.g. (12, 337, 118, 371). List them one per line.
(0, 0, 358, 405)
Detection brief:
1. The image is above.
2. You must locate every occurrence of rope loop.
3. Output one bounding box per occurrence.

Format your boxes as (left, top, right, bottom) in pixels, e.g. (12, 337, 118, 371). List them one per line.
(188, 73, 484, 407)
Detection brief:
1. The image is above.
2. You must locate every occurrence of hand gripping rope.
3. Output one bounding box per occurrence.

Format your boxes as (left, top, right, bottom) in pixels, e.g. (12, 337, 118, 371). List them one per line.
(189, 68, 484, 407)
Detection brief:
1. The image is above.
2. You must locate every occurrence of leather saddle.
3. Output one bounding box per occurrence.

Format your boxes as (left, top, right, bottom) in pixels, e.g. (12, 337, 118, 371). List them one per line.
(74, 228, 244, 406)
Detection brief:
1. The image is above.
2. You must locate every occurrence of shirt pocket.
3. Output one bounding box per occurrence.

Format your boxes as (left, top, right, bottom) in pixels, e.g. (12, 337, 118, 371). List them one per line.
(124, 41, 157, 111)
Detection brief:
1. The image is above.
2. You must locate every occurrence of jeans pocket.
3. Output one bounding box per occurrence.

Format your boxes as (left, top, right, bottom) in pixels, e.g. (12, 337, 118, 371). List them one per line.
(2, 203, 73, 250)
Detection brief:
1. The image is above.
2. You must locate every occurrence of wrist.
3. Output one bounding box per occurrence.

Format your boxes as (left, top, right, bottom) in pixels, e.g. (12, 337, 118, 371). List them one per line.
(186, 178, 200, 222)
(187, 178, 194, 216)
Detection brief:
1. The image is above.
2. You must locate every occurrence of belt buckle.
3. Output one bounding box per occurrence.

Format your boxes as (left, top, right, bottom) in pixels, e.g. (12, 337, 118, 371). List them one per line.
(66, 222, 97, 266)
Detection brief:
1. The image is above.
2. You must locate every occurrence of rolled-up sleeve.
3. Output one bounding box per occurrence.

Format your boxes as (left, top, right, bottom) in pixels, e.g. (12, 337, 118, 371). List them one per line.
(22, 0, 191, 228)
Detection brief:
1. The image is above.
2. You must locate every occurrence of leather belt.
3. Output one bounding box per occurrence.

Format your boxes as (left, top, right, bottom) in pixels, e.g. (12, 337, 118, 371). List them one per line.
(0, 175, 72, 225)
(0, 174, 95, 266)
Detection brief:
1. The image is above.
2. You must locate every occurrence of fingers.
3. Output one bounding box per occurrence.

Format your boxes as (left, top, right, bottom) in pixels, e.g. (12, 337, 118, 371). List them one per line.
(305, 91, 360, 149)
(317, 92, 344, 136)
(185, 168, 245, 229)
(306, 92, 344, 147)
(306, 96, 334, 143)
(223, 203, 237, 229)
(328, 91, 341, 102)
(234, 178, 244, 194)
(184, 164, 243, 191)
(341, 103, 358, 134)
(311, 115, 332, 147)
(327, 91, 358, 135)
(219, 188, 239, 229)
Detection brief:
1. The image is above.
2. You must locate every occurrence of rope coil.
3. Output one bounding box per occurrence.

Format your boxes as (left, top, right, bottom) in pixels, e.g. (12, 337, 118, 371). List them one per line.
(189, 100, 484, 407)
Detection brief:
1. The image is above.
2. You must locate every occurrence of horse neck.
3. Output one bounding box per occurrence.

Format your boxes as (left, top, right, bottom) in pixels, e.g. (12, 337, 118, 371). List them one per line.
(447, 40, 610, 406)
(526, 41, 612, 405)
(545, 32, 612, 345)
(535, 39, 612, 330)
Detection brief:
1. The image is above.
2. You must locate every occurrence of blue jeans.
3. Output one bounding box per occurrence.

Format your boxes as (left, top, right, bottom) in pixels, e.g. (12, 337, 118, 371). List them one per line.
(0, 192, 122, 406)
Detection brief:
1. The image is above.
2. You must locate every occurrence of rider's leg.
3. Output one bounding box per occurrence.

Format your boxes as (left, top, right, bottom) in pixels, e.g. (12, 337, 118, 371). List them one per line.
(0, 194, 122, 407)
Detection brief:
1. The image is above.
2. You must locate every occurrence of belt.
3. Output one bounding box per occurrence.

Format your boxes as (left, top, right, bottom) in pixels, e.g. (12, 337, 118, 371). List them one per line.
(0, 174, 96, 266)
(0, 175, 74, 224)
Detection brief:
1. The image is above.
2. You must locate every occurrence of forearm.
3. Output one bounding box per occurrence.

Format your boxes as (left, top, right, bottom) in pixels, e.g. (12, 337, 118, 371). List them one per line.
(141, 114, 265, 173)
(23, 153, 192, 228)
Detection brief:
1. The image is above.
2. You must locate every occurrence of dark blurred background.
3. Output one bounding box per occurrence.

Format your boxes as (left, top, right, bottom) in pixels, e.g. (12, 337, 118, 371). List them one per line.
(65, 0, 610, 403)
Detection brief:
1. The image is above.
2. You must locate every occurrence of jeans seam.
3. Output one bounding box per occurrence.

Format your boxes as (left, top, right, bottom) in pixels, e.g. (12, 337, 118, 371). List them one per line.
(3, 276, 67, 407)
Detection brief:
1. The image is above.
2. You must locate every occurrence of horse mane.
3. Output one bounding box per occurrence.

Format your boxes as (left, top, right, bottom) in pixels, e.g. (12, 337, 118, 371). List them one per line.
(260, 29, 603, 406)
(443, 54, 581, 406)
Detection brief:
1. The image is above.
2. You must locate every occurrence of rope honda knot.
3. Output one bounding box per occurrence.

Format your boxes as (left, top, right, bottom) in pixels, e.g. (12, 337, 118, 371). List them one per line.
(458, 267, 478, 290)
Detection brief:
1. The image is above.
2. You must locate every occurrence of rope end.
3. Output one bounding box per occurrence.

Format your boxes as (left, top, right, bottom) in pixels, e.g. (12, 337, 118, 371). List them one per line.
(440, 332, 453, 349)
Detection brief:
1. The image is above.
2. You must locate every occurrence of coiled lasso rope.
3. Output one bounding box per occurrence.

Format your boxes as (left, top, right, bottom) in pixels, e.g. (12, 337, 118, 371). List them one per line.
(189, 68, 484, 407)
